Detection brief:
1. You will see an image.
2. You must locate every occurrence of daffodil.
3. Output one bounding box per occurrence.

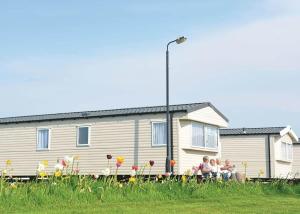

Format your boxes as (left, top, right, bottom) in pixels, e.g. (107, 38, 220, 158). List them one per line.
(129, 177, 136, 183)
(118, 183, 123, 188)
(2, 169, 7, 175)
(10, 183, 17, 189)
(41, 160, 48, 167)
(37, 163, 46, 172)
(181, 175, 187, 183)
(6, 160, 12, 166)
(39, 171, 47, 178)
(54, 170, 62, 177)
(258, 169, 264, 177)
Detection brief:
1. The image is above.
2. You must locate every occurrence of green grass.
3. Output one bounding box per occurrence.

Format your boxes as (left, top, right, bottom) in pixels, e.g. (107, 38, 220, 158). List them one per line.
(1, 178, 300, 213)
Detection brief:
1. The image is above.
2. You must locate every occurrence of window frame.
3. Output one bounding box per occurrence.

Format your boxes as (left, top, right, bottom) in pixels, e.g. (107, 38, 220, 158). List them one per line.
(36, 128, 51, 151)
(76, 125, 91, 147)
(190, 122, 219, 150)
(151, 121, 167, 147)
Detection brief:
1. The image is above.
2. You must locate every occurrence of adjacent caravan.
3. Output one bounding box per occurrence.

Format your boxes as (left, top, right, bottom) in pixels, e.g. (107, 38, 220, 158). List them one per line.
(292, 139, 300, 177)
(220, 127, 299, 178)
(0, 102, 228, 176)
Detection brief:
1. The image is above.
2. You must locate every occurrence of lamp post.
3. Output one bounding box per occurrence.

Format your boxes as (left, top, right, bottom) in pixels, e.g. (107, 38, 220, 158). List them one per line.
(165, 36, 187, 173)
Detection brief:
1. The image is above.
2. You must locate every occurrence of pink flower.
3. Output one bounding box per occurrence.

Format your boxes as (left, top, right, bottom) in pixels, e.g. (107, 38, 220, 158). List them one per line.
(116, 163, 121, 168)
(132, 165, 138, 171)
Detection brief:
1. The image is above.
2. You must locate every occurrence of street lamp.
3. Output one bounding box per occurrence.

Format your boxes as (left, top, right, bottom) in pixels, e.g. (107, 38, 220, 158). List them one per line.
(165, 36, 187, 173)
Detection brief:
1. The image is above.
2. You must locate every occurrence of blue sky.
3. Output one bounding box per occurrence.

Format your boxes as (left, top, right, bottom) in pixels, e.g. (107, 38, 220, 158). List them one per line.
(0, 0, 299, 134)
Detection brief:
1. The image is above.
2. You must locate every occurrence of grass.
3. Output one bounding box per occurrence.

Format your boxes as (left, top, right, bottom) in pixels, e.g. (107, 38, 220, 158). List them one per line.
(0, 177, 300, 213)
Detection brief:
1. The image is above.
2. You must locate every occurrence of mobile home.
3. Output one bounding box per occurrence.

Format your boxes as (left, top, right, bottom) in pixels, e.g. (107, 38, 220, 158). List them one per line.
(220, 127, 298, 178)
(292, 139, 300, 177)
(0, 102, 228, 176)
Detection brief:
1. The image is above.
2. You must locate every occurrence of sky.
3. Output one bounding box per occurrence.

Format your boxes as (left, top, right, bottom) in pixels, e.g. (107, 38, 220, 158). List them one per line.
(0, 0, 299, 134)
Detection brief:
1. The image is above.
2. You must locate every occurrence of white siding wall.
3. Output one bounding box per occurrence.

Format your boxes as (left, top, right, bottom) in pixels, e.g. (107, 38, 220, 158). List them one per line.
(292, 144, 300, 177)
(220, 135, 269, 178)
(0, 113, 180, 176)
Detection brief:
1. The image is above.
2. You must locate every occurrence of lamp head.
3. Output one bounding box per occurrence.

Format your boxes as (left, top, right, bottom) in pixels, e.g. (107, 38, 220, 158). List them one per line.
(176, 36, 187, 44)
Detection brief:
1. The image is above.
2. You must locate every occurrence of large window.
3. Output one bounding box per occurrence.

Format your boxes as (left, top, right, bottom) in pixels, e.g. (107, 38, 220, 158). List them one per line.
(37, 128, 50, 150)
(152, 122, 166, 146)
(281, 142, 292, 161)
(77, 126, 90, 146)
(192, 122, 218, 149)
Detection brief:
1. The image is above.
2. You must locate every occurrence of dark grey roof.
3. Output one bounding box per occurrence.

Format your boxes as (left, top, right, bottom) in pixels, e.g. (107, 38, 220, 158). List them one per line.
(0, 102, 228, 124)
(220, 127, 285, 136)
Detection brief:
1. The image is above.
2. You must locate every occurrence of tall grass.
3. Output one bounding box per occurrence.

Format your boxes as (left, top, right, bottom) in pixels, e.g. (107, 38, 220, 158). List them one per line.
(0, 176, 299, 212)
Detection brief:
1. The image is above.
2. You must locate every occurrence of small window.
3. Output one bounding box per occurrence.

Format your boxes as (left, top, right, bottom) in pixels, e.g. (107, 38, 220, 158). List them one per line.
(281, 142, 292, 161)
(192, 123, 205, 147)
(77, 126, 90, 146)
(152, 122, 166, 146)
(37, 129, 50, 150)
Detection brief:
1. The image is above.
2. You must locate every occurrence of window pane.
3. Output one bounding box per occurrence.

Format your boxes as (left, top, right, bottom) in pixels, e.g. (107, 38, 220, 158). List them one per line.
(152, 122, 166, 145)
(37, 129, 49, 149)
(78, 127, 89, 145)
(281, 142, 287, 160)
(192, 123, 204, 147)
(205, 126, 218, 149)
(287, 144, 292, 160)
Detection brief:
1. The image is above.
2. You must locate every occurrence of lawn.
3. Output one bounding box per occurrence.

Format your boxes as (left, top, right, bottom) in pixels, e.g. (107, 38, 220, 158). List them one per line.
(1, 178, 300, 213)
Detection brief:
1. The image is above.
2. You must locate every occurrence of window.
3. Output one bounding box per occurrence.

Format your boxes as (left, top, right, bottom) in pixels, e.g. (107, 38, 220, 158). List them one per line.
(77, 126, 90, 146)
(152, 122, 166, 146)
(37, 129, 50, 150)
(192, 123, 204, 147)
(191, 122, 218, 149)
(281, 142, 292, 161)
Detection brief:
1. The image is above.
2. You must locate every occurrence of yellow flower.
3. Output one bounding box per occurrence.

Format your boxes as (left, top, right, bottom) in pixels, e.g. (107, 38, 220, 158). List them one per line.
(2, 169, 7, 175)
(182, 175, 187, 183)
(41, 160, 49, 167)
(258, 169, 264, 177)
(54, 170, 62, 177)
(10, 183, 17, 189)
(116, 156, 124, 164)
(118, 183, 123, 188)
(73, 155, 80, 160)
(242, 161, 248, 168)
(129, 177, 136, 183)
(158, 174, 162, 179)
(6, 160, 12, 166)
(39, 171, 47, 178)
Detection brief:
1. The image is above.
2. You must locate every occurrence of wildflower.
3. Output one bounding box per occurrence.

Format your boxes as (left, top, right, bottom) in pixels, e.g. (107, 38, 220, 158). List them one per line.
(101, 168, 110, 176)
(10, 183, 17, 189)
(129, 177, 136, 183)
(258, 169, 264, 177)
(181, 175, 187, 183)
(73, 169, 80, 174)
(116, 163, 121, 168)
(158, 174, 162, 179)
(149, 160, 154, 167)
(64, 156, 74, 165)
(116, 156, 124, 165)
(54, 163, 64, 171)
(184, 169, 193, 176)
(39, 171, 47, 178)
(41, 160, 49, 167)
(107, 154, 112, 160)
(170, 160, 176, 167)
(54, 170, 62, 177)
(93, 174, 99, 179)
(132, 165, 138, 171)
(242, 161, 248, 168)
(118, 183, 123, 188)
(61, 160, 67, 167)
(2, 169, 7, 175)
(73, 155, 80, 161)
(6, 160, 12, 166)
(37, 163, 46, 172)
(130, 170, 136, 177)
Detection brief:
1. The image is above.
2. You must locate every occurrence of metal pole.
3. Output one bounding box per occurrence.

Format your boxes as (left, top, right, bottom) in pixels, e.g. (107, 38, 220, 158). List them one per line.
(165, 47, 171, 173)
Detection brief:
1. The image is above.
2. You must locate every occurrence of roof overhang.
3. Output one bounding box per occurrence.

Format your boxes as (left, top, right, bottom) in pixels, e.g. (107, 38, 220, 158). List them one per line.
(280, 126, 299, 143)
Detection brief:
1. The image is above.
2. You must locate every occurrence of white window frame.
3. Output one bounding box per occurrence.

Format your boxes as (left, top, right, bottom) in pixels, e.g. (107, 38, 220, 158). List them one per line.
(76, 125, 91, 147)
(190, 122, 219, 150)
(280, 142, 293, 162)
(36, 128, 51, 151)
(151, 121, 167, 147)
